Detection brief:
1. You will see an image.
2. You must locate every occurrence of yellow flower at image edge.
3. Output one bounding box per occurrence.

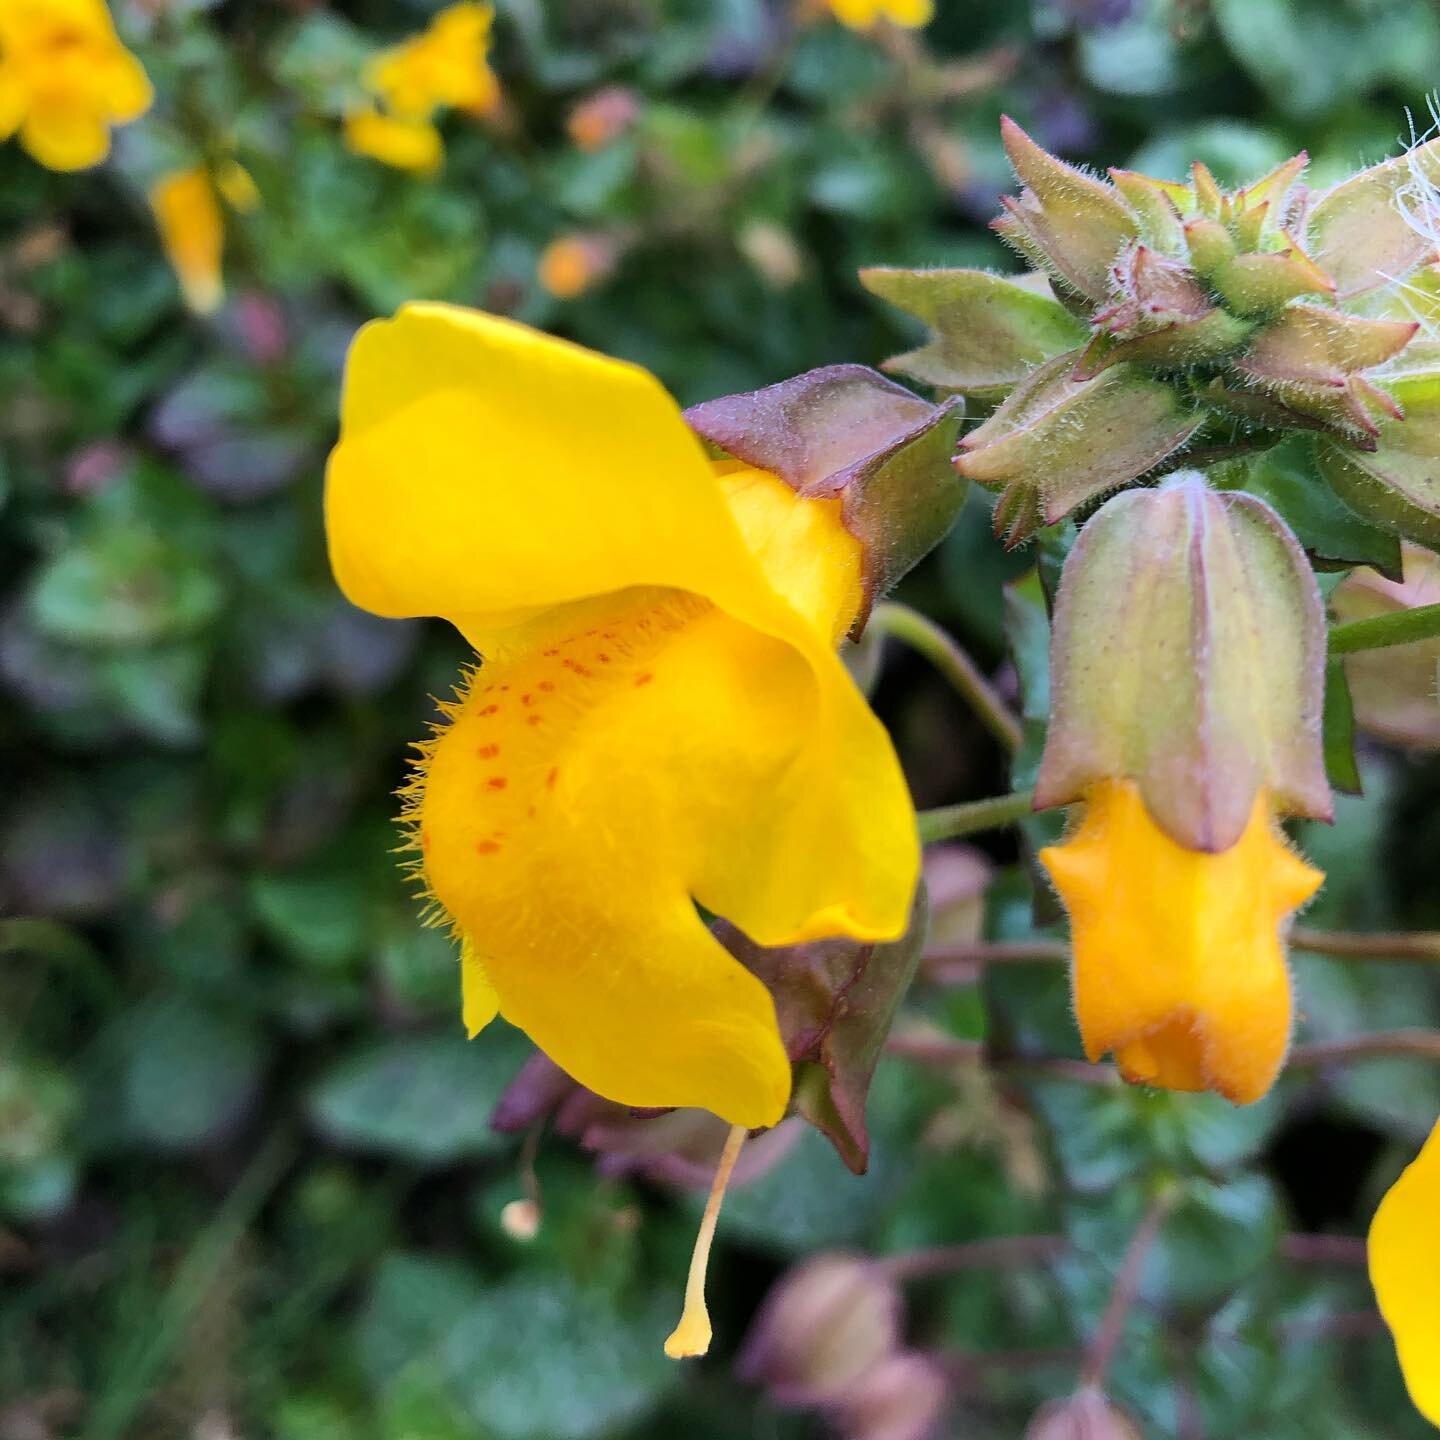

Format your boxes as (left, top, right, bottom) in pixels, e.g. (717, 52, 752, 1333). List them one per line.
(827, 0, 934, 31)
(0, 0, 152, 171)
(325, 304, 919, 1130)
(1040, 780, 1323, 1105)
(1370, 1120, 1440, 1426)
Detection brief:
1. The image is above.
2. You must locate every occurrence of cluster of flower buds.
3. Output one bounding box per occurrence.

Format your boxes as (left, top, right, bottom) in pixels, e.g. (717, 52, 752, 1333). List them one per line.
(853, 122, 1440, 1108)
(864, 118, 1440, 548)
(737, 1255, 946, 1440)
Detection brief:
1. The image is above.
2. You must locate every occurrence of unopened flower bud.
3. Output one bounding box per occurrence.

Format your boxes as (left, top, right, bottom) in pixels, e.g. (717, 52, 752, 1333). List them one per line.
(834, 1352, 947, 1440)
(1035, 470, 1331, 849)
(1026, 1387, 1141, 1440)
(1331, 543, 1440, 749)
(566, 86, 639, 152)
(737, 1255, 901, 1404)
(738, 219, 805, 289)
(993, 116, 1138, 303)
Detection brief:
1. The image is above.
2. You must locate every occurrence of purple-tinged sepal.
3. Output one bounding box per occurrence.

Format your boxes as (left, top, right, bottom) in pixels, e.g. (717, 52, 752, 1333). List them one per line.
(1034, 470, 1331, 851)
(685, 367, 964, 635)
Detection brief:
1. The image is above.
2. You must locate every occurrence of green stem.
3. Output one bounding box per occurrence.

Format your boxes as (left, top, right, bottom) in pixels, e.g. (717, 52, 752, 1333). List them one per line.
(917, 789, 1035, 844)
(1328, 602, 1440, 655)
(1288, 1030, 1440, 1067)
(1291, 927, 1440, 962)
(1081, 1184, 1178, 1389)
(872, 601, 1024, 754)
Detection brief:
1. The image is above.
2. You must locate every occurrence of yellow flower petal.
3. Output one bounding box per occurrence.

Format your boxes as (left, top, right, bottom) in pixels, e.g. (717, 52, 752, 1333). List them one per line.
(1040, 779, 1322, 1105)
(343, 107, 443, 174)
(828, 0, 932, 29)
(460, 936, 500, 1037)
(149, 166, 224, 315)
(97, 45, 152, 122)
(20, 95, 110, 170)
(328, 305, 919, 1123)
(0, 63, 29, 141)
(1371, 1119, 1440, 1425)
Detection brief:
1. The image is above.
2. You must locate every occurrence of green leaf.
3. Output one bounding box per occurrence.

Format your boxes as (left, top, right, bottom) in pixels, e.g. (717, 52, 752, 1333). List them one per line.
(90, 997, 266, 1151)
(859, 267, 1086, 397)
(356, 1255, 676, 1440)
(1213, 438, 1402, 579)
(250, 864, 371, 973)
(1322, 657, 1363, 796)
(308, 1028, 529, 1165)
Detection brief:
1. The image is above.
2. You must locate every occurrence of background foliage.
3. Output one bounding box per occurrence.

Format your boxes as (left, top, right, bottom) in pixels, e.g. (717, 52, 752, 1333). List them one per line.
(3, 1, 1440, 1436)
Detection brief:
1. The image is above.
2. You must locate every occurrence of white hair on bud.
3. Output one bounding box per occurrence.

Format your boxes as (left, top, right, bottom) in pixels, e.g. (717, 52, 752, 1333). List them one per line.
(1396, 95, 1440, 260)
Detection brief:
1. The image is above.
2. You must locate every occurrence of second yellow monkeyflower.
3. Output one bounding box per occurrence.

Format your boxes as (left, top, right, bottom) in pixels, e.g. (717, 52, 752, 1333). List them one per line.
(1034, 475, 1331, 1104)
(325, 304, 919, 1129)
(1040, 781, 1322, 1104)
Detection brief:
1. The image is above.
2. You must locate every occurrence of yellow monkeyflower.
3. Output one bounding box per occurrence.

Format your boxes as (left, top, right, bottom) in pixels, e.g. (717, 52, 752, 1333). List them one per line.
(325, 304, 919, 1130)
(148, 160, 258, 315)
(344, 2, 498, 174)
(1370, 1118, 1440, 1425)
(365, 1, 498, 118)
(1040, 781, 1323, 1105)
(827, 0, 934, 30)
(0, 0, 151, 171)
(344, 108, 443, 175)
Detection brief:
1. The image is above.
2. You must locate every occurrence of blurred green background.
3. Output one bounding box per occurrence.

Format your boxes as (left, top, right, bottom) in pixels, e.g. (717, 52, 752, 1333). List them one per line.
(4, 1, 1440, 1436)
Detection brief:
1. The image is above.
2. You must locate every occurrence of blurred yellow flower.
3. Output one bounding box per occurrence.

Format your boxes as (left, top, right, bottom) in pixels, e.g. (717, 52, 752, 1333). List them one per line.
(148, 160, 258, 315)
(344, 1, 498, 174)
(344, 107, 442, 175)
(1370, 1119, 1440, 1426)
(827, 0, 934, 30)
(0, 0, 151, 171)
(325, 304, 919, 1128)
(1040, 780, 1323, 1105)
(536, 233, 616, 300)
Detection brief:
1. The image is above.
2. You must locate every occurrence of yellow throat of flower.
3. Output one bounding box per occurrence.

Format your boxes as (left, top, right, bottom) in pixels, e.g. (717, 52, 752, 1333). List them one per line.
(1040, 778, 1323, 1105)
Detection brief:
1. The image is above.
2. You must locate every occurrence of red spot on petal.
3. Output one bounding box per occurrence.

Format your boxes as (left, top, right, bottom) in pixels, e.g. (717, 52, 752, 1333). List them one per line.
(539, 681, 555, 692)
(476, 840, 501, 855)
(477, 744, 500, 759)
(420, 828, 432, 848)
(634, 672, 654, 687)
(598, 654, 611, 663)
(526, 714, 543, 726)
(527, 805, 537, 819)
(478, 704, 499, 717)
(521, 693, 535, 705)
(487, 776, 508, 790)
(546, 767, 559, 789)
